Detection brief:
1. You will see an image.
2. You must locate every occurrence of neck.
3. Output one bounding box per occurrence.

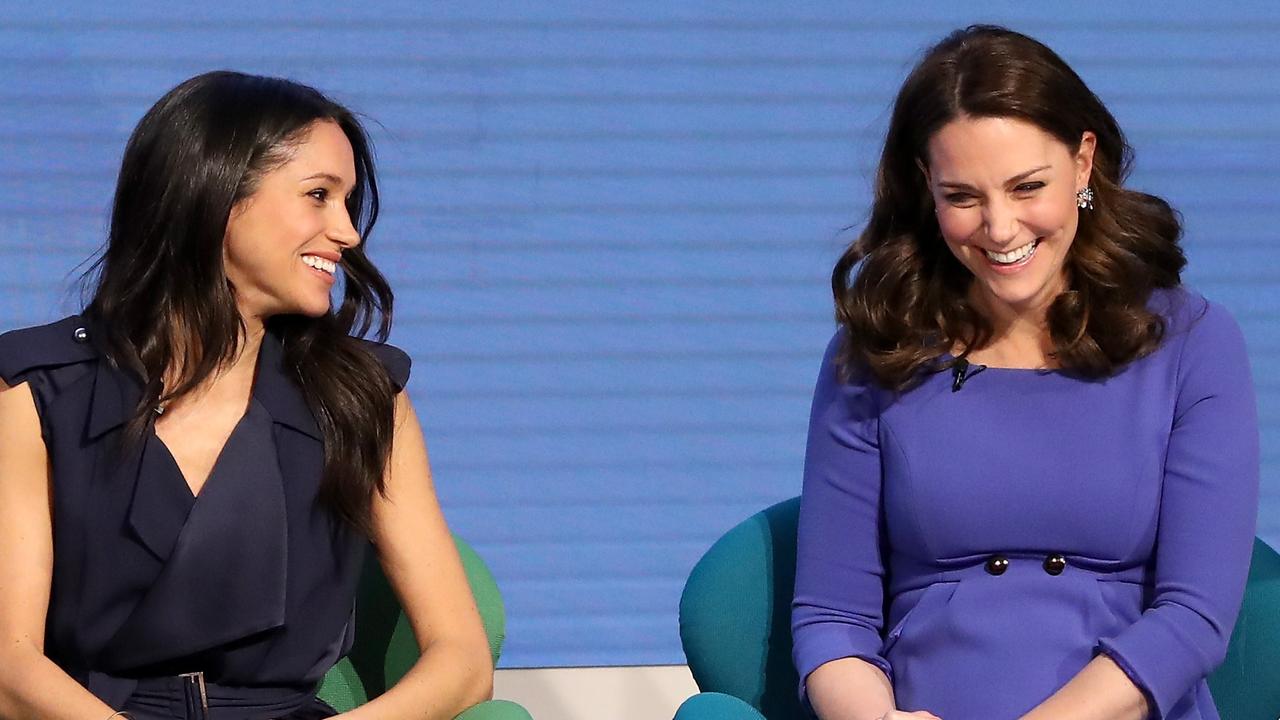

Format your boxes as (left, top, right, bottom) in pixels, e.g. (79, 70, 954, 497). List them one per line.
(159, 320, 265, 415)
(967, 285, 1059, 368)
(236, 320, 266, 364)
(238, 308, 267, 349)
(161, 315, 266, 390)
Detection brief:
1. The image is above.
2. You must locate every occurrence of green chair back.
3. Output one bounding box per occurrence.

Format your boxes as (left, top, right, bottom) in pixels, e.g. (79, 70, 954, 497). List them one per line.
(679, 497, 1280, 720)
(1208, 537, 1280, 720)
(318, 534, 506, 711)
(679, 498, 802, 720)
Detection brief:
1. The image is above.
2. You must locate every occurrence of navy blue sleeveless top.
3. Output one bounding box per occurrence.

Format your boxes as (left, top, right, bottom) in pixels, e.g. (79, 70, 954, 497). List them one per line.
(0, 316, 410, 711)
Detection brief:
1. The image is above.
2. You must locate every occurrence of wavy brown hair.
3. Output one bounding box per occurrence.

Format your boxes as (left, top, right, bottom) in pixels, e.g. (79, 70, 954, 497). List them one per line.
(833, 25, 1185, 389)
(85, 71, 395, 535)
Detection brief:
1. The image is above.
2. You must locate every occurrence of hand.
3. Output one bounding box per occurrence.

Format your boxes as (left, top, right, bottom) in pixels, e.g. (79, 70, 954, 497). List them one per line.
(879, 712, 941, 720)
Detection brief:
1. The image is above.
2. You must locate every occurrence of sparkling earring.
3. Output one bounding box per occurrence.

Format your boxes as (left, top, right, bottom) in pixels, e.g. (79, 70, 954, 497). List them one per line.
(1076, 187, 1095, 210)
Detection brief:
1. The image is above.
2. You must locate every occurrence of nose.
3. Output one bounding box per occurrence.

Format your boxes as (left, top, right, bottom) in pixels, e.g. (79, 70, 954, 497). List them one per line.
(981, 197, 1020, 247)
(328, 205, 361, 250)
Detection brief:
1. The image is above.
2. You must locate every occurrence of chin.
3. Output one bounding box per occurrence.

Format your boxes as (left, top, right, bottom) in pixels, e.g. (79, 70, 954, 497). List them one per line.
(979, 276, 1061, 310)
(291, 297, 334, 318)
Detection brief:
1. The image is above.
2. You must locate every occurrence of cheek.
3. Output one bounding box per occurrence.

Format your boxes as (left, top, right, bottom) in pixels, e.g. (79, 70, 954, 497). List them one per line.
(1025, 193, 1078, 236)
(936, 208, 981, 248)
(226, 206, 320, 264)
(290, 208, 326, 240)
(222, 221, 255, 273)
(223, 219, 276, 273)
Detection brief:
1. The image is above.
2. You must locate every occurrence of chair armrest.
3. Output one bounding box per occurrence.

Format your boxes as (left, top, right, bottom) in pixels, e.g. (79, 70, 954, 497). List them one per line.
(454, 699, 535, 720)
(674, 692, 770, 720)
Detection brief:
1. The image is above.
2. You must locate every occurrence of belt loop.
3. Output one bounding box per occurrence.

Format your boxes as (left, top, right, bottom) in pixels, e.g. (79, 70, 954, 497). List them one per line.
(179, 671, 209, 718)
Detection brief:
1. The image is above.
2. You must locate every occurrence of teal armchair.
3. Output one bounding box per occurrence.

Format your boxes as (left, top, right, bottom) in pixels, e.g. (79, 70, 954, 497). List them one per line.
(675, 497, 1280, 720)
(318, 535, 531, 720)
(1207, 533, 1280, 719)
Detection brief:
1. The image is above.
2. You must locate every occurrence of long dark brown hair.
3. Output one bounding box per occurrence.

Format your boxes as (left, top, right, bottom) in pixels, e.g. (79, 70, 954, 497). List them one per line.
(85, 71, 395, 534)
(833, 25, 1186, 389)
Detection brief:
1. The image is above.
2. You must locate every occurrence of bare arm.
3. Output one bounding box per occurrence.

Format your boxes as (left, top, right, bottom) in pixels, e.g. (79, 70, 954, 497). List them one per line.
(0, 379, 118, 719)
(1019, 655, 1147, 720)
(806, 657, 896, 720)
(338, 392, 493, 720)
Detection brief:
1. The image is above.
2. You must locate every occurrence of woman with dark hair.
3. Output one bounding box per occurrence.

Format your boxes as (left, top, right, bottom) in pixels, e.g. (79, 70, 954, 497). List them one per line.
(792, 26, 1258, 720)
(0, 72, 493, 719)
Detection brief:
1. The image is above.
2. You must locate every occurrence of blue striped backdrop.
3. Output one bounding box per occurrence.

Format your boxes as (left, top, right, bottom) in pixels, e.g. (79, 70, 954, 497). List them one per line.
(1, 2, 1277, 666)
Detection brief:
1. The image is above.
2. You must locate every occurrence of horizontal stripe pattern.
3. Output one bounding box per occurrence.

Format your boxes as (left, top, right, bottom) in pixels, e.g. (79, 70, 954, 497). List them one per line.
(1, 1, 1277, 667)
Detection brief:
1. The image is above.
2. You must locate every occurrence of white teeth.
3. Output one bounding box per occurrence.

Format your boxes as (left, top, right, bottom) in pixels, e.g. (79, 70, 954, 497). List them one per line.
(984, 240, 1038, 265)
(302, 255, 337, 274)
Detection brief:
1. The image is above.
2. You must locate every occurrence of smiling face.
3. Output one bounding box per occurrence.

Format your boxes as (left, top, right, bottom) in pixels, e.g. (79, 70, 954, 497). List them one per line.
(923, 115, 1095, 323)
(223, 119, 360, 327)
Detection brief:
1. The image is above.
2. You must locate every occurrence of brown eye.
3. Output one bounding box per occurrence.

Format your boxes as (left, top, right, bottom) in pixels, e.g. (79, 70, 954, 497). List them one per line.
(307, 188, 328, 202)
(1014, 182, 1045, 193)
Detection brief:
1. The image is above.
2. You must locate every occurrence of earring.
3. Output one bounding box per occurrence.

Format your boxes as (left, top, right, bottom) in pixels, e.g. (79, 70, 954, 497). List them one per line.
(1076, 187, 1095, 210)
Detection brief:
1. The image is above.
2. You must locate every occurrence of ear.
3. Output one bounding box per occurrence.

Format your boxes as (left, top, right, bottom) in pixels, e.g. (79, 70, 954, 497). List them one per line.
(1075, 131, 1097, 190)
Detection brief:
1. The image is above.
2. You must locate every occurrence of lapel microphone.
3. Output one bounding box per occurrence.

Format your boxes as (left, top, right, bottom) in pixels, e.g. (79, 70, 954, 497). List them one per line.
(951, 358, 988, 392)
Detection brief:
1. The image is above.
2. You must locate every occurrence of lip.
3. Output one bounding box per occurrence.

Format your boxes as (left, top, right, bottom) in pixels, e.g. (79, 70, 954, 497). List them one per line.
(304, 263, 337, 285)
(981, 238, 1041, 275)
(300, 249, 342, 263)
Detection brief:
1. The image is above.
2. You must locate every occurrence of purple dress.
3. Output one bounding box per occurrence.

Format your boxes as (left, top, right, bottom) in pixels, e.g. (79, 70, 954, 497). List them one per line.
(791, 288, 1259, 720)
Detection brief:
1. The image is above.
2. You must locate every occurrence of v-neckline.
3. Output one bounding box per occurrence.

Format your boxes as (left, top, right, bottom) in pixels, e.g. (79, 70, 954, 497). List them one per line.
(148, 344, 265, 499)
(150, 409, 252, 500)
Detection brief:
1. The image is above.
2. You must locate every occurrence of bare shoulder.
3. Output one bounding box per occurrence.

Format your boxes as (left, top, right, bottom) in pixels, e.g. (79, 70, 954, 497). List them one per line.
(0, 376, 31, 409)
(0, 378, 43, 443)
(393, 388, 418, 422)
(387, 391, 430, 480)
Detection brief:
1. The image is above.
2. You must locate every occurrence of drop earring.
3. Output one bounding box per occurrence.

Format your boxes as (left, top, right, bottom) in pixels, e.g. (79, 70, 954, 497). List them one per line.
(1076, 187, 1095, 210)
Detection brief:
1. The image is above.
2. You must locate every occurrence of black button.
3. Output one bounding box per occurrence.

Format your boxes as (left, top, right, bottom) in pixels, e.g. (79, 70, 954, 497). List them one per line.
(73, 327, 89, 343)
(1043, 554, 1067, 576)
(984, 555, 1009, 576)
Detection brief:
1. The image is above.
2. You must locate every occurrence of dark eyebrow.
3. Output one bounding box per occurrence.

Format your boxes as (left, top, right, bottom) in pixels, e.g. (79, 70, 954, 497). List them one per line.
(300, 172, 351, 188)
(937, 165, 1051, 190)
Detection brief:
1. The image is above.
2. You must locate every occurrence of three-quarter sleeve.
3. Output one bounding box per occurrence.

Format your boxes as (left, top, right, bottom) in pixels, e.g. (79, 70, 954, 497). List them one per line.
(1097, 301, 1260, 719)
(791, 333, 891, 702)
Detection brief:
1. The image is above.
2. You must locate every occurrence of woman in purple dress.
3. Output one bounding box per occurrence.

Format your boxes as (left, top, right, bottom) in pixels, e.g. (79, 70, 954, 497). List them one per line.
(791, 26, 1258, 720)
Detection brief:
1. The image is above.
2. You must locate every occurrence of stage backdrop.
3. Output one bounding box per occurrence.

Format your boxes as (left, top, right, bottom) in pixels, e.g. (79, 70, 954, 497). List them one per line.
(2, 2, 1277, 667)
